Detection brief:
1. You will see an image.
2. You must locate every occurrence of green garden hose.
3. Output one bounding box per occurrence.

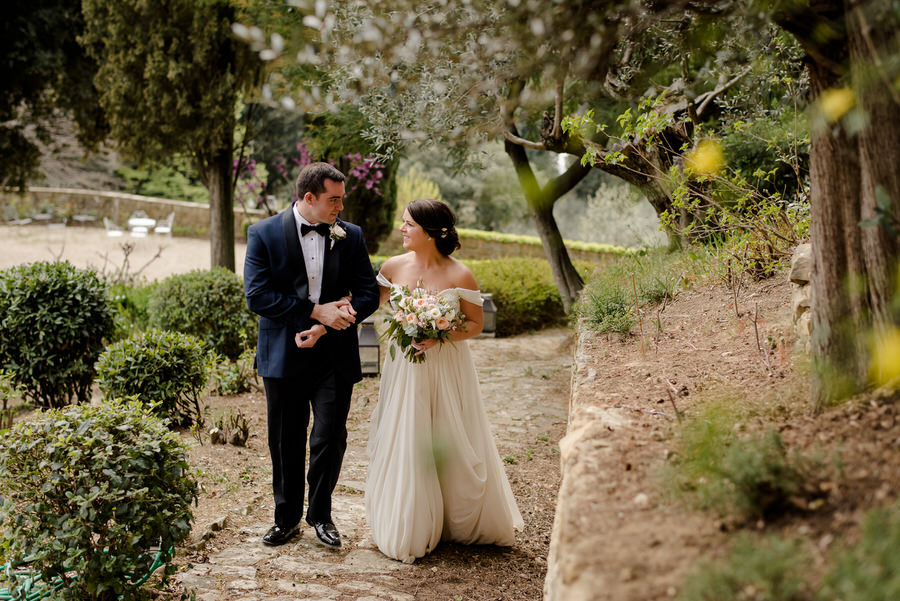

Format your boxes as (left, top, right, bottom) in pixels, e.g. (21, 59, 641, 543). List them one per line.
(0, 547, 170, 601)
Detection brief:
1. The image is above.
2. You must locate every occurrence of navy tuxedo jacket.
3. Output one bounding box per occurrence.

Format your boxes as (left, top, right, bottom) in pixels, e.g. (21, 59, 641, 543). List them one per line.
(243, 209, 379, 381)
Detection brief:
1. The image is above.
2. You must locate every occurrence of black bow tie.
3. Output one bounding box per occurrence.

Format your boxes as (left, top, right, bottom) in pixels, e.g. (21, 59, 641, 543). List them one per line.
(301, 222, 331, 237)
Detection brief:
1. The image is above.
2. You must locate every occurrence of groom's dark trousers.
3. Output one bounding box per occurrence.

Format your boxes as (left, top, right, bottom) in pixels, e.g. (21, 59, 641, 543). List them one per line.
(244, 208, 378, 530)
(263, 369, 354, 527)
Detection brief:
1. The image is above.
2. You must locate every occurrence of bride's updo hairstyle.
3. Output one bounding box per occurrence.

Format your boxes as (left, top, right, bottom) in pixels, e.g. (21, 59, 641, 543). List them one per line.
(407, 198, 461, 256)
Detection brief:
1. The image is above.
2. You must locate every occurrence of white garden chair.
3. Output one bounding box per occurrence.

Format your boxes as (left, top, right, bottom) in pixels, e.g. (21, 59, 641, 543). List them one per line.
(104, 217, 124, 237)
(154, 212, 175, 236)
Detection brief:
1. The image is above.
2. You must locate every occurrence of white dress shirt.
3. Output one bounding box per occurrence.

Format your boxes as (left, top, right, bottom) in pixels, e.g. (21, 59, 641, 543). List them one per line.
(293, 203, 326, 304)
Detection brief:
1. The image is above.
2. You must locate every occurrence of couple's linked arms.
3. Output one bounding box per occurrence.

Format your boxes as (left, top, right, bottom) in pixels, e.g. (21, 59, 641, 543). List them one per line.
(297, 246, 380, 348)
(244, 225, 379, 349)
(294, 300, 355, 348)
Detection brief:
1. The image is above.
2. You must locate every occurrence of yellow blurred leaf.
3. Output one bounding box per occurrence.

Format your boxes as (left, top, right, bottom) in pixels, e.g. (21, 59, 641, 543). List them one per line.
(870, 327, 900, 386)
(685, 139, 725, 177)
(819, 87, 855, 123)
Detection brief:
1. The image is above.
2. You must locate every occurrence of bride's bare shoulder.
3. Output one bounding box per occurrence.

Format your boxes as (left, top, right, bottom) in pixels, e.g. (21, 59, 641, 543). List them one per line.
(447, 257, 479, 290)
(379, 253, 412, 278)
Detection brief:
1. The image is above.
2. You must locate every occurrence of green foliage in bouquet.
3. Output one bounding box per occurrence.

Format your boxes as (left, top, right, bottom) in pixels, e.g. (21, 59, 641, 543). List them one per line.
(0, 261, 115, 408)
(96, 329, 211, 429)
(0, 398, 198, 601)
(148, 267, 256, 360)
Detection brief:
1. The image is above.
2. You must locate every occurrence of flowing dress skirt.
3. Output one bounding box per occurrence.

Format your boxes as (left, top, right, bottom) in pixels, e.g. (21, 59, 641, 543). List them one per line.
(366, 338, 524, 563)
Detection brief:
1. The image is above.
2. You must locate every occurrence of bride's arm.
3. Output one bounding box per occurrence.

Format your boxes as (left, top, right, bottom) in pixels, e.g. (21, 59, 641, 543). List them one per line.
(412, 266, 483, 354)
(376, 256, 401, 306)
(378, 284, 391, 306)
(448, 298, 483, 341)
(444, 265, 483, 341)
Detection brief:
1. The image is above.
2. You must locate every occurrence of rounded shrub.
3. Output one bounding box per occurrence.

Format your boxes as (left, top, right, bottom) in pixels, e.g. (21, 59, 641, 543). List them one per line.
(96, 329, 211, 428)
(148, 267, 256, 360)
(0, 398, 198, 601)
(0, 261, 115, 408)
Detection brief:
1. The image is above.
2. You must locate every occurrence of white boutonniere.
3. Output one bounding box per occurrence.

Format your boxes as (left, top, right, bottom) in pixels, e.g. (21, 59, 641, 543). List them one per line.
(329, 223, 346, 249)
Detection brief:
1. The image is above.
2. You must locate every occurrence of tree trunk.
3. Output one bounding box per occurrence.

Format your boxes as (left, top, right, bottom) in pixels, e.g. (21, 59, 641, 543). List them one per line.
(849, 0, 900, 374)
(807, 61, 868, 405)
(206, 141, 236, 272)
(532, 205, 584, 312)
(779, 0, 900, 409)
(504, 129, 590, 312)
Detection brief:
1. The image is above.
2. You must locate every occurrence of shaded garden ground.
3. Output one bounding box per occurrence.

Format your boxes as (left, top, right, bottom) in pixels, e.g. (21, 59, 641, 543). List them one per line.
(7, 224, 899, 600)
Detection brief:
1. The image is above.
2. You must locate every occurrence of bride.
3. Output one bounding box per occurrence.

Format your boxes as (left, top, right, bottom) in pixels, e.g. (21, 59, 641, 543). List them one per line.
(366, 198, 523, 564)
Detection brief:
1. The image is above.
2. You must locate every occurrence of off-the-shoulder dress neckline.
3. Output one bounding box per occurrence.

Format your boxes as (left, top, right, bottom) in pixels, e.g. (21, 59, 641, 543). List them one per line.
(376, 272, 480, 296)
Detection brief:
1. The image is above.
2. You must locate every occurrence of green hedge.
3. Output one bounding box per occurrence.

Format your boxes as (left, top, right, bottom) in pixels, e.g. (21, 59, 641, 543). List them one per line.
(467, 258, 593, 337)
(96, 329, 210, 429)
(457, 226, 633, 255)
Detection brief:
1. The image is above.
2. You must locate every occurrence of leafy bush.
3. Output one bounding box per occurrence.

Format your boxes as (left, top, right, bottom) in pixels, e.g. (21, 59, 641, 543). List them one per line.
(720, 430, 808, 518)
(116, 161, 209, 203)
(664, 402, 814, 520)
(0, 398, 198, 601)
(109, 281, 158, 339)
(96, 329, 211, 429)
(211, 347, 257, 396)
(676, 534, 811, 601)
(0, 369, 22, 431)
(148, 267, 256, 360)
(0, 261, 115, 408)
(819, 500, 900, 601)
(575, 276, 635, 334)
(575, 249, 687, 334)
(467, 258, 591, 337)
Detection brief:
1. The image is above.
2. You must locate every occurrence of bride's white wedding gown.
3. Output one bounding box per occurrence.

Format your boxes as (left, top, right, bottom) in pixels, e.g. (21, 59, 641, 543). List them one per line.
(365, 273, 524, 563)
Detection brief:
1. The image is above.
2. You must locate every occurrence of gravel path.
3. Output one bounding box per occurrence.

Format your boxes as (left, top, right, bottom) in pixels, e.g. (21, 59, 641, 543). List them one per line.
(1, 224, 573, 600)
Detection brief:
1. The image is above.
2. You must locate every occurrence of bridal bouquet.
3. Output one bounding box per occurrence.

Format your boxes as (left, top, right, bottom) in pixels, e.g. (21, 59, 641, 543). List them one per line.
(380, 283, 466, 363)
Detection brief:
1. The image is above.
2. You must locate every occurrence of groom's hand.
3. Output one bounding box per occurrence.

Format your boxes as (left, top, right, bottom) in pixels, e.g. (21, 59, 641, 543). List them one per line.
(311, 300, 357, 330)
(296, 324, 326, 348)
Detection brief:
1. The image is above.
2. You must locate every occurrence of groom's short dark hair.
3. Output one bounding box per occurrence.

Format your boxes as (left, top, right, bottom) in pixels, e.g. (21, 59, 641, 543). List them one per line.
(296, 162, 346, 198)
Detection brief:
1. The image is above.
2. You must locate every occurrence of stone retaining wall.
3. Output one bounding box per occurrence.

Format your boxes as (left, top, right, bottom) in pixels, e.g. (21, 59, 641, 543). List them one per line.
(1, 187, 266, 241)
(377, 228, 621, 263)
(5, 187, 624, 263)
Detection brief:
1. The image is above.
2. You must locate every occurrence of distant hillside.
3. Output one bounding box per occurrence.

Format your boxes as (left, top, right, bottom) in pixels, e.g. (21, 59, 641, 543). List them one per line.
(30, 116, 128, 192)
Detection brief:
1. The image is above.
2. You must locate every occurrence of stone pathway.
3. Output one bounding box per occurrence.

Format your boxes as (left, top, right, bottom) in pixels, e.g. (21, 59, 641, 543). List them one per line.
(177, 328, 574, 600)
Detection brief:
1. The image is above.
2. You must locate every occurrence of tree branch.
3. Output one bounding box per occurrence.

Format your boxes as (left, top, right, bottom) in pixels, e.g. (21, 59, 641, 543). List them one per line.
(695, 65, 753, 118)
(502, 129, 547, 150)
(545, 156, 591, 200)
(551, 60, 568, 139)
(503, 124, 543, 206)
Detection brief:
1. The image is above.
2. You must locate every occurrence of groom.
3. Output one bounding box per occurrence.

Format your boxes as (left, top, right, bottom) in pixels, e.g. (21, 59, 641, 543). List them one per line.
(244, 162, 379, 548)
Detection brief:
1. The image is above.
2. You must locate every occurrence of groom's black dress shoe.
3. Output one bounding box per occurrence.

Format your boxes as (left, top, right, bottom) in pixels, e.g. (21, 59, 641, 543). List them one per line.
(262, 523, 300, 546)
(306, 518, 341, 548)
